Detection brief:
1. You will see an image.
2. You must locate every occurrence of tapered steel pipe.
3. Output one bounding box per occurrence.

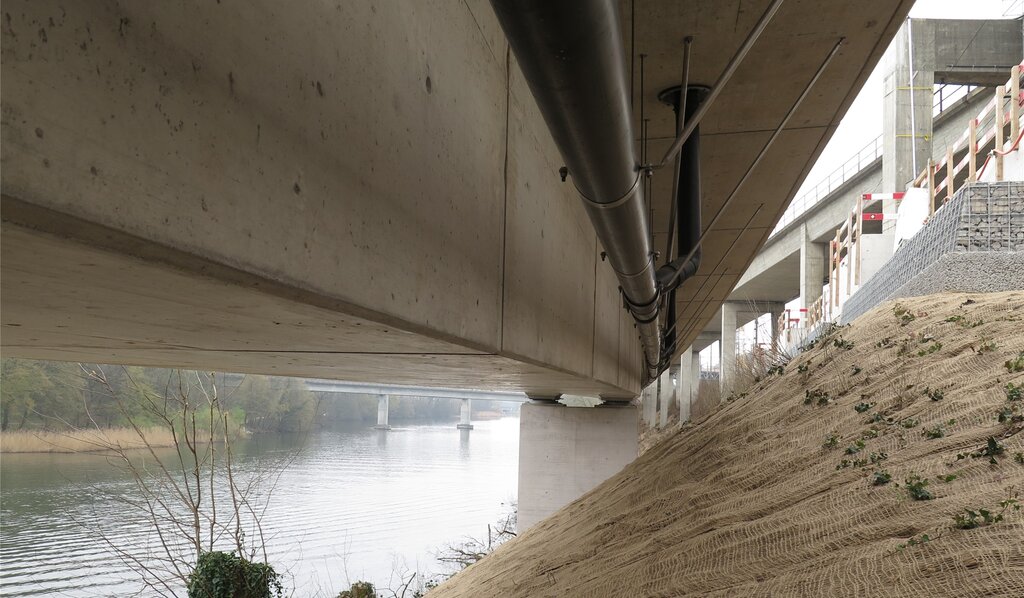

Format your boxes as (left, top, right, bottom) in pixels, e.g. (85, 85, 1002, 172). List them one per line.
(490, 0, 661, 378)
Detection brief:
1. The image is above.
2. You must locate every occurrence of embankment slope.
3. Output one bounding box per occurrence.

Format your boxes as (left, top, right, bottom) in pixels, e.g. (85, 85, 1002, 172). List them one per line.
(433, 292, 1024, 596)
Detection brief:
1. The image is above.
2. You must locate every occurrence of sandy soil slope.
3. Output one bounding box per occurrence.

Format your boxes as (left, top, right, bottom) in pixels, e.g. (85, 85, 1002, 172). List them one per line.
(433, 292, 1024, 597)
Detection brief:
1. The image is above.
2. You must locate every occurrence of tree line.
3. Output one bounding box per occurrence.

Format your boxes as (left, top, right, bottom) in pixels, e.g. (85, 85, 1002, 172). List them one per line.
(0, 358, 463, 433)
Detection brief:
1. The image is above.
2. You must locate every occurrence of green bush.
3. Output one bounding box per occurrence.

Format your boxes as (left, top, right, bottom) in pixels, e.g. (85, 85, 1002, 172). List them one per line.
(187, 551, 283, 598)
(338, 581, 377, 598)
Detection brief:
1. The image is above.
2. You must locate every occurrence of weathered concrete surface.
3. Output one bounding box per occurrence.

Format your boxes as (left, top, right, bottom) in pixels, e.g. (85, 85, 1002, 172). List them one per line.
(2, 0, 914, 395)
(884, 18, 1023, 193)
(1, 0, 637, 397)
(517, 402, 638, 531)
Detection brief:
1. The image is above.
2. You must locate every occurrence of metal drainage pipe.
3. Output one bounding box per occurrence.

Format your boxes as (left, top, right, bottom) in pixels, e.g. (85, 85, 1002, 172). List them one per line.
(489, 0, 661, 378)
(658, 85, 710, 366)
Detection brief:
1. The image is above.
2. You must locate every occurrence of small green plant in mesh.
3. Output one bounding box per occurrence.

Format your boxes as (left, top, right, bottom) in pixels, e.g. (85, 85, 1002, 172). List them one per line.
(976, 337, 997, 353)
(766, 364, 785, 377)
(804, 388, 831, 406)
(1006, 351, 1024, 373)
(836, 458, 868, 470)
(896, 533, 932, 550)
(869, 451, 888, 464)
(823, 432, 840, 450)
(833, 337, 854, 350)
(900, 418, 920, 429)
(893, 304, 916, 327)
(923, 387, 944, 401)
(1006, 382, 1023, 402)
(922, 425, 945, 440)
(876, 337, 895, 349)
(854, 402, 874, 413)
(997, 404, 1023, 424)
(944, 315, 964, 324)
(845, 440, 866, 455)
(917, 342, 943, 357)
(851, 365, 862, 375)
(904, 474, 934, 501)
(937, 473, 958, 483)
(974, 437, 1006, 464)
(865, 412, 893, 425)
(872, 470, 892, 486)
(1015, 452, 1024, 465)
(797, 362, 810, 373)
(861, 428, 880, 440)
(953, 492, 1020, 530)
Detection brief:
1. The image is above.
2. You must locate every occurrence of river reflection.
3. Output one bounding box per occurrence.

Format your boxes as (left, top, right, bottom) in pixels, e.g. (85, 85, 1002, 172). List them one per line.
(0, 417, 519, 597)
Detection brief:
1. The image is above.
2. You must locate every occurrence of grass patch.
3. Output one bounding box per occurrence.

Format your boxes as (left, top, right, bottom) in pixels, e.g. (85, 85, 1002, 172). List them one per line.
(0, 427, 176, 453)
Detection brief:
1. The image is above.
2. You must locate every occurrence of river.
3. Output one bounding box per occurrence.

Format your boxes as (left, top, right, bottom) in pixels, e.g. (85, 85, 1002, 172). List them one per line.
(0, 416, 520, 596)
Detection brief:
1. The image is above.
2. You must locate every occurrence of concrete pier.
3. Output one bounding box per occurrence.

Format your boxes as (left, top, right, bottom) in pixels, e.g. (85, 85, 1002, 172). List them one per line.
(517, 402, 638, 531)
(676, 346, 693, 423)
(457, 398, 474, 430)
(720, 302, 739, 398)
(373, 394, 391, 430)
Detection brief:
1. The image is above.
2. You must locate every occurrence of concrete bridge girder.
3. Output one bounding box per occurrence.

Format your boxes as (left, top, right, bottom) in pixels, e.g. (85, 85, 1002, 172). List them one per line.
(2, 0, 917, 399)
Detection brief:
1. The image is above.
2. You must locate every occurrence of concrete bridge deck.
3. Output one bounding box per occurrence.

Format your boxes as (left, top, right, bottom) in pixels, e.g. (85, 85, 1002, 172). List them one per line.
(2, 0, 913, 400)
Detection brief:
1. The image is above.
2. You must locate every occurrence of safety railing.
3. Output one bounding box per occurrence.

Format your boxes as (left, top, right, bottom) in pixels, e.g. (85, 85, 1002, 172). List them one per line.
(912, 64, 1024, 215)
(933, 84, 979, 117)
(770, 135, 882, 238)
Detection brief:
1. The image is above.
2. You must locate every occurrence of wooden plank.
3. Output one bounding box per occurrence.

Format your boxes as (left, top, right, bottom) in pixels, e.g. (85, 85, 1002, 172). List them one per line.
(927, 158, 935, 216)
(996, 85, 1006, 182)
(968, 118, 977, 182)
(1011, 65, 1020, 143)
(854, 195, 862, 286)
(945, 147, 954, 202)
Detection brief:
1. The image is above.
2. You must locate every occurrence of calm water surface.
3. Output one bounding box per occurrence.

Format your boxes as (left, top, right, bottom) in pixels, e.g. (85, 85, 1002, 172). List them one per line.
(0, 417, 519, 596)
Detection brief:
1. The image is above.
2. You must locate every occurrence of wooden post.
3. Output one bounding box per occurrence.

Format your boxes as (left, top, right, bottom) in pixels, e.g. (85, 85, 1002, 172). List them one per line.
(845, 225, 852, 299)
(968, 118, 978, 182)
(996, 85, 1006, 182)
(1011, 65, 1020, 143)
(927, 158, 935, 216)
(945, 147, 954, 202)
(854, 195, 863, 286)
(832, 231, 840, 308)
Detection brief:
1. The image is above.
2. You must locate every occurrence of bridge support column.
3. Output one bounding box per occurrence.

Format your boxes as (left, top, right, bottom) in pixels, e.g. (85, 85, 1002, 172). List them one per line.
(373, 394, 391, 430)
(800, 224, 826, 314)
(676, 346, 693, 423)
(720, 302, 738, 399)
(517, 401, 638, 531)
(692, 351, 702, 410)
(457, 398, 474, 430)
(770, 305, 784, 347)
(657, 368, 672, 428)
(641, 384, 656, 428)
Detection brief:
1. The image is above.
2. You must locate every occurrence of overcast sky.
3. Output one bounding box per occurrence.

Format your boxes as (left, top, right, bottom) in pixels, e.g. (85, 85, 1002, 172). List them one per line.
(794, 0, 1023, 197)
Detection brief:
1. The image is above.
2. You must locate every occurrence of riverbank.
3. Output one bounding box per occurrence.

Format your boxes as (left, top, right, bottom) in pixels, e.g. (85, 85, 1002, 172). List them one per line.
(0, 426, 176, 453)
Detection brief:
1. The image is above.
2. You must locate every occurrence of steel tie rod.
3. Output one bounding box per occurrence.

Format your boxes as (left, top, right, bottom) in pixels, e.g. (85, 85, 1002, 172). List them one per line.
(649, 0, 785, 172)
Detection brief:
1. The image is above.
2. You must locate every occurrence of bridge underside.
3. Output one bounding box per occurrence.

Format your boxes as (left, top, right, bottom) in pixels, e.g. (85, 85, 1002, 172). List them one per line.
(2, 0, 911, 398)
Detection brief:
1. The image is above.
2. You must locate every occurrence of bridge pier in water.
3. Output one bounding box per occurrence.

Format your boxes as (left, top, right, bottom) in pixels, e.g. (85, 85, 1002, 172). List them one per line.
(373, 394, 391, 430)
(457, 398, 474, 430)
(517, 401, 638, 531)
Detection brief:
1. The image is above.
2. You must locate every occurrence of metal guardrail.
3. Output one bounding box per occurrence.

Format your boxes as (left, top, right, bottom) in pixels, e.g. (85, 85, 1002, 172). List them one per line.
(934, 84, 978, 117)
(770, 135, 883, 237)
